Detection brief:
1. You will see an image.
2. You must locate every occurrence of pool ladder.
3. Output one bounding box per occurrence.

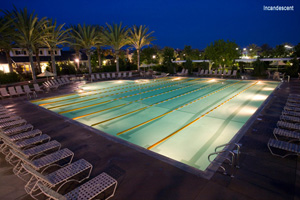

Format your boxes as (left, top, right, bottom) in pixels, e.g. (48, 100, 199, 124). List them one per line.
(208, 143, 241, 177)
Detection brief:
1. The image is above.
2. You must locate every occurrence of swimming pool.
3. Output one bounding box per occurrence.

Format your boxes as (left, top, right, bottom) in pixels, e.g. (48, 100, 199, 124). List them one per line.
(31, 77, 279, 171)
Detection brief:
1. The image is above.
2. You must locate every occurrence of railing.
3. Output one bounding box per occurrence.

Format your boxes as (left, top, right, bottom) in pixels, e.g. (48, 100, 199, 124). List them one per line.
(208, 143, 241, 177)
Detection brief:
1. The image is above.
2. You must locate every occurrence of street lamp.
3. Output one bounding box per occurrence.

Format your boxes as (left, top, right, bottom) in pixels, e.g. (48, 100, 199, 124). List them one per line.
(152, 55, 156, 59)
(75, 58, 80, 69)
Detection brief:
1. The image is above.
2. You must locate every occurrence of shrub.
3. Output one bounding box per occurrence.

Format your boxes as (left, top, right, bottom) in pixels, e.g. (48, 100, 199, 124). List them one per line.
(0, 72, 21, 84)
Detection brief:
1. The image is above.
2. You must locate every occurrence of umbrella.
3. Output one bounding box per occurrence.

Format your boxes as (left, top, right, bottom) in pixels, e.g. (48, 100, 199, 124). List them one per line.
(37, 70, 54, 81)
(270, 61, 286, 71)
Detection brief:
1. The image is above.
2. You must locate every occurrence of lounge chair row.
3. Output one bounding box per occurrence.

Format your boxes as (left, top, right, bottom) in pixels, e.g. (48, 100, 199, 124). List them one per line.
(91, 72, 132, 82)
(0, 84, 44, 100)
(42, 77, 72, 92)
(176, 69, 188, 76)
(268, 95, 300, 158)
(0, 106, 118, 200)
(196, 69, 237, 78)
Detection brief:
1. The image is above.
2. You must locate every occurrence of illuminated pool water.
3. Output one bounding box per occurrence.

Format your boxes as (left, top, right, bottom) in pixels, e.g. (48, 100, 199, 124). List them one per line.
(31, 77, 279, 171)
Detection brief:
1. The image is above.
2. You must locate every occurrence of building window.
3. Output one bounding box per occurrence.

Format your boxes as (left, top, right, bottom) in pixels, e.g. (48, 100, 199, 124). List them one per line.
(54, 50, 57, 55)
(39, 50, 43, 55)
(23, 51, 27, 55)
(15, 50, 21, 55)
(48, 51, 51, 55)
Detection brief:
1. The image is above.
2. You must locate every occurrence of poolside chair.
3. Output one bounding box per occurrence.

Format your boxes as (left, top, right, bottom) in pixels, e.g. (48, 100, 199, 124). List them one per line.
(122, 72, 127, 78)
(128, 71, 132, 78)
(280, 115, 300, 123)
(277, 121, 300, 132)
(208, 70, 214, 76)
(203, 70, 209, 76)
(0, 88, 11, 99)
(63, 77, 72, 84)
(282, 110, 300, 118)
(23, 159, 92, 198)
(0, 112, 17, 120)
(36, 172, 117, 200)
(198, 69, 204, 76)
(289, 94, 300, 98)
(33, 84, 44, 93)
(0, 119, 27, 131)
(96, 74, 101, 80)
(273, 128, 300, 141)
(287, 98, 300, 104)
(100, 73, 105, 79)
(231, 70, 237, 78)
(11, 148, 74, 180)
(91, 74, 96, 82)
(284, 106, 300, 112)
(216, 70, 223, 77)
(23, 85, 33, 95)
(0, 115, 22, 124)
(176, 68, 185, 76)
(3, 124, 34, 136)
(117, 72, 122, 79)
(8, 87, 19, 97)
(111, 73, 116, 79)
(106, 73, 111, 79)
(57, 79, 67, 86)
(267, 138, 300, 158)
(286, 102, 300, 108)
(1, 129, 42, 143)
(15, 86, 26, 96)
(225, 70, 232, 77)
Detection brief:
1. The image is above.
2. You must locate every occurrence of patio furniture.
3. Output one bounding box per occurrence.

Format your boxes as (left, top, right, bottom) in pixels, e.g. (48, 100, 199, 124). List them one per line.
(23, 85, 33, 95)
(0, 119, 27, 131)
(282, 110, 300, 117)
(117, 72, 122, 79)
(286, 102, 300, 108)
(208, 70, 214, 76)
(198, 69, 204, 76)
(273, 128, 300, 141)
(101, 73, 106, 79)
(280, 115, 300, 123)
(33, 84, 44, 93)
(0, 88, 10, 99)
(15, 86, 26, 96)
(224, 70, 232, 77)
(96, 74, 101, 80)
(3, 124, 34, 136)
(0, 115, 22, 124)
(122, 72, 127, 78)
(176, 68, 185, 76)
(11, 148, 74, 180)
(111, 73, 116, 79)
(23, 159, 92, 198)
(267, 138, 300, 158)
(277, 121, 300, 131)
(91, 74, 96, 82)
(284, 106, 300, 112)
(203, 70, 209, 76)
(128, 72, 132, 78)
(106, 73, 111, 79)
(8, 87, 19, 97)
(0, 112, 17, 119)
(231, 70, 237, 78)
(36, 172, 117, 200)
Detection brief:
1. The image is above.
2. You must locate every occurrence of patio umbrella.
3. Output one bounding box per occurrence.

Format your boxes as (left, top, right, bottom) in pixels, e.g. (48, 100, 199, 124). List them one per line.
(37, 70, 54, 81)
(270, 61, 286, 71)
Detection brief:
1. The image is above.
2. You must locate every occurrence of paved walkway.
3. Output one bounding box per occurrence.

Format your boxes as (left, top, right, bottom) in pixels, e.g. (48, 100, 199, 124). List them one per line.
(0, 78, 299, 200)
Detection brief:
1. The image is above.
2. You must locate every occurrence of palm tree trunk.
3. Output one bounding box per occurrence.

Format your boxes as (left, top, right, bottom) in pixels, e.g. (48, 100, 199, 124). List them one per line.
(97, 47, 102, 69)
(87, 52, 92, 75)
(75, 49, 80, 71)
(28, 49, 37, 83)
(35, 47, 41, 73)
(116, 50, 119, 72)
(137, 49, 140, 71)
(50, 50, 57, 77)
(5, 50, 13, 73)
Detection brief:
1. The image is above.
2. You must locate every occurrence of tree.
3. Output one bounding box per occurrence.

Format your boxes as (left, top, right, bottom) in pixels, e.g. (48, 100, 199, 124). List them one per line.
(94, 25, 105, 69)
(129, 25, 155, 70)
(70, 24, 100, 75)
(102, 22, 129, 72)
(4, 7, 48, 82)
(162, 47, 175, 73)
(247, 44, 260, 58)
(293, 43, 300, 57)
(67, 24, 81, 71)
(260, 44, 273, 58)
(42, 19, 70, 77)
(272, 45, 286, 57)
(204, 39, 240, 69)
(0, 16, 15, 72)
(139, 46, 160, 64)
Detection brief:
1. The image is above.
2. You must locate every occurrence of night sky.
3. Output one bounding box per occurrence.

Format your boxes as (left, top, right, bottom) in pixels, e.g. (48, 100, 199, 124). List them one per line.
(1, 0, 300, 49)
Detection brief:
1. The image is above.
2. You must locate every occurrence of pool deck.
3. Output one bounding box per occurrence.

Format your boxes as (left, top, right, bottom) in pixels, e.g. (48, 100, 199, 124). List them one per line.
(0, 78, 299, 200)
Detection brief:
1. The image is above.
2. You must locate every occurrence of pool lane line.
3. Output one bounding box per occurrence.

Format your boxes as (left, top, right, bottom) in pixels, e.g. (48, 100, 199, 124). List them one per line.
(38, 77, 173, 106)
(46, 78, 188, 109)
(115, 80, 243, 136)
(147, 81, 258, 150)
(72, 78, 205, 120)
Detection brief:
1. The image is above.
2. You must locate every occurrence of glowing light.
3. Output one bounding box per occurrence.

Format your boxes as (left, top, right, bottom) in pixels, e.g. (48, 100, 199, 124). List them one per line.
(263, 87, 274, 91)
(116, 80, 124, 83)
(173, 77, 181, 80)
(257, 81, 263, 85)
(209, 79, 216, 82)
(75, 58, 79, 63)
(239, 106, 256, 116)
(252, 94, 267, 101)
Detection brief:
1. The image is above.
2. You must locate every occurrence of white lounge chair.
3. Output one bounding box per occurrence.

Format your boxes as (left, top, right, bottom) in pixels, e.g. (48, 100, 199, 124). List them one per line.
(0, 115, 21, 124)
(33, 84, 44, 93)
(208, 70, 214, 76)
(176, 68, 185, 76)
(224, 70, 232, 77)
(101, 73, 106, 79)
(128, 71, 132, 78)
(23, 159, 92, 198)
(15, 86, 26, 96)
(117, 72, 122, 79)
(203, 70, 209, 76)
(96, 74, 101, 80)
(91, 74, 96, 82)
(8, 87, 19, 97)
(3, 124, 34, 136)
(231, 70, 237, 78)
(23, 85, 33, 95)
(273, 128, 300, 141)
(0, 119, 27, 131)
(198, 69, 204, 76)
(36, 172, 117, 200)
(106, 73, 111, 79)
(268, 138, 300, 158)
(111, 73, 116, 79)
(0, 88, 11, 99)
(282, 110, 300, 118)
(122, 72, 127, 78)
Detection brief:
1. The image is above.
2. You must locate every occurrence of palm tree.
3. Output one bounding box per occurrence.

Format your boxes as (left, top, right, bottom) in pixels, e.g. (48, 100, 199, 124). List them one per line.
(129, 25, 155, 70)
(42, 19, 70, 77)
(67, 24, 81, 71)
(70, 24, 99, 75)
(0, 16, 15, 72)
(4, 7, 48, 82)
(95, 25, 104, 69)
(102, 23, 129, 72)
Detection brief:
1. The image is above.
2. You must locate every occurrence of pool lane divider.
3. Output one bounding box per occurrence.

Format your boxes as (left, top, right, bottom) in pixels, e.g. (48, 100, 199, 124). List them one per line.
(147, 81, 258, 150)
(46, 78, 189, 110)
(72, 78, 205, 120)
(92, 80, 235, 127)
(38, 77, 173, 106)
(115, 80, 243, 136)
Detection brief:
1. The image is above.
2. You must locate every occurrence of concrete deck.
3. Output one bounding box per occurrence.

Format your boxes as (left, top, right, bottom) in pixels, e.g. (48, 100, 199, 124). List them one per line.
(0, 78, 299, 200)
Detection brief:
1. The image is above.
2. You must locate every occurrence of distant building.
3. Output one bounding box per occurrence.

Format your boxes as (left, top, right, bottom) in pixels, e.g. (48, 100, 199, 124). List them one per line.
(0, 48, 88, 73)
